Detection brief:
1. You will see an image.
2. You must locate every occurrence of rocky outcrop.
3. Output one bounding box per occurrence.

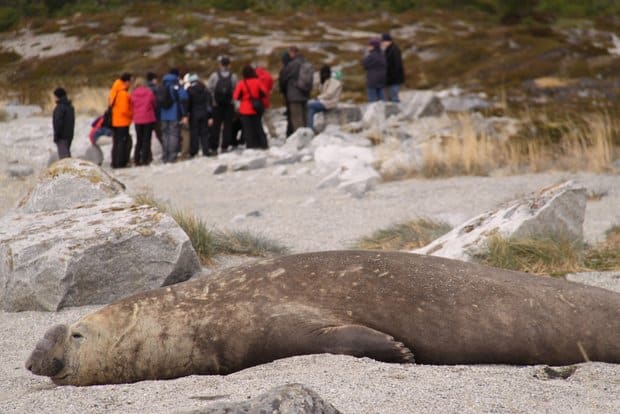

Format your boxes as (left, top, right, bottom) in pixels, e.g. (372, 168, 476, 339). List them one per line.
(185, 383, 342, 414)
(0, 159, 201, 311)
(414, 181, 587, 261)
(17, 158, 125, 213)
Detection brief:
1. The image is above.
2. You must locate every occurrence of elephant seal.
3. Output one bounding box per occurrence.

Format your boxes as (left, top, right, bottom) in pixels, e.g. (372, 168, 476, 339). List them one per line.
(26, 250, 620, 386)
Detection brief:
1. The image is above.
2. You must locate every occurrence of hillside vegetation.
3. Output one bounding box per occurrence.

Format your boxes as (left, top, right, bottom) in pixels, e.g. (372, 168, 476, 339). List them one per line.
(0, 1, 618, 176)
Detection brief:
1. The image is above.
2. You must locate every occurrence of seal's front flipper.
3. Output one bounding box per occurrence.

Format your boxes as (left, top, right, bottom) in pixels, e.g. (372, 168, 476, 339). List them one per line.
(308, 324, 415, 363)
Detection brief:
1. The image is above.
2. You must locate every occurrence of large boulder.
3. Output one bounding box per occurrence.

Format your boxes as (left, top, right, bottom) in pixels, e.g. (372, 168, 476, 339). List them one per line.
(17, 158, 125, 213)
(185, 383, 342, 414)
(399, 90, 444, 121)
(414, 181, 587, 261)
(0, 159, 201, 311)
(313, 104, 363, 133)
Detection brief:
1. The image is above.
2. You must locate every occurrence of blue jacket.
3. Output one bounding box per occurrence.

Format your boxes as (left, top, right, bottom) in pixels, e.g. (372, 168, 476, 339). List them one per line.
(160, 73, 188, 122)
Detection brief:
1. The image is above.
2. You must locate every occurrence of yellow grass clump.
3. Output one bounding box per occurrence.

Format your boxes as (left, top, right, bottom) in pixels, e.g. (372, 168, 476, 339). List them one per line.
(419, 111, 618, 177)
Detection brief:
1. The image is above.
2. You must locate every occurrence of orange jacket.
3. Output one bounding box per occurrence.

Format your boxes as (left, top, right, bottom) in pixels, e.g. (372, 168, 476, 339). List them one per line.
(108, 79, 132, 127)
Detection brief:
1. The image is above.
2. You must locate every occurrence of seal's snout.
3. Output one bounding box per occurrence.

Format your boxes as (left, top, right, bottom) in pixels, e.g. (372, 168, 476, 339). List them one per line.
(25, 324, 68, 377)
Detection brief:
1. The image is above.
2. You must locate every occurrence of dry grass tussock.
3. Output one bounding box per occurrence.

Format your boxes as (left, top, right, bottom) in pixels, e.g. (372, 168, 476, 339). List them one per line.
(419, 111, 618, 177)
(0, 102, 10, 122)
(133, 193, 288, 264)
(479, 228, 620, 276)
(71, 87, 109, 116)
(353, 218, 452, 251)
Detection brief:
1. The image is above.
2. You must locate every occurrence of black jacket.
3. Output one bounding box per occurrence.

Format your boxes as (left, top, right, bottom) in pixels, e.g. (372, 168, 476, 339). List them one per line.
(385, 43, 405, 85)
(362, 48, 387, 89)
(52, 97, 75, 143)
(187, 81, 212, 121)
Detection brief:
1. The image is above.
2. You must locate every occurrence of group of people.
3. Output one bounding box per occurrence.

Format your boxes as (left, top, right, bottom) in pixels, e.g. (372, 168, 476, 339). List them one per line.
(100, 57, 273, 169)
(52, 34, 407, 163)
(362, 33, 405, 103)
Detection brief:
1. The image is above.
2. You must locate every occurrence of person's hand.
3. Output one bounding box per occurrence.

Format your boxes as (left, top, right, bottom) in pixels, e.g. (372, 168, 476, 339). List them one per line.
(181, 116, 188, 125)
(208, 118, 214, 127)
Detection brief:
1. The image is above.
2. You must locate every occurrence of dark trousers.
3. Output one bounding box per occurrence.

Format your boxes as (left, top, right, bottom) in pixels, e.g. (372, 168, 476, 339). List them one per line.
(111, 126, 131, 168)
(55, 139, 72, 159)
(241, 114, 268, 149)
(189, 116, 209, 156)
(289, 101, 307, 133)
(211, 103, 235, 151)
(134, 123, 154, 166)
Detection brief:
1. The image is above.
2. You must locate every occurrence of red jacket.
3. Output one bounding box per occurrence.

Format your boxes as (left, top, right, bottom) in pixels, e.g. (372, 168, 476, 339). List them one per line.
(130, 86, 157, 125)
(233, 78, 268, 115)
(255, 67, 273, 109)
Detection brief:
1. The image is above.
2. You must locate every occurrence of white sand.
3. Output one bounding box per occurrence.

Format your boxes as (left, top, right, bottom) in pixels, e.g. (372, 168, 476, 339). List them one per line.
(1, 116, 620, 413)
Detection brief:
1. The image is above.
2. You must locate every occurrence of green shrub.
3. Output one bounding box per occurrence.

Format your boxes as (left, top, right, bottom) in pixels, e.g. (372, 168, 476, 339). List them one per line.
(0, 7, 19, 32)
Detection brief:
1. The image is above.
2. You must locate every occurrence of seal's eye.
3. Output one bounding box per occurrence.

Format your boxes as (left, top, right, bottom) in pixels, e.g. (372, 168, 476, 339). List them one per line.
(71, 332, 83, 339)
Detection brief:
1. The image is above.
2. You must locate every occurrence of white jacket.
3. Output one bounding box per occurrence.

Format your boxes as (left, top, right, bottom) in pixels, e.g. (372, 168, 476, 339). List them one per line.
(317, 78, 342, 109)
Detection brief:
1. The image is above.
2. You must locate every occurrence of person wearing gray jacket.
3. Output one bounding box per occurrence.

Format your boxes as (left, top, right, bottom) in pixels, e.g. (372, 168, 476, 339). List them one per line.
(279, 46, 310, 133)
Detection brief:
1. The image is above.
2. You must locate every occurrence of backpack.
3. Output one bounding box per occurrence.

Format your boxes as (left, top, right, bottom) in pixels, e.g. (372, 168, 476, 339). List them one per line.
(296, 61, 314, 93)
(156, 84, 174, 109)
(213, 71, 233, 105)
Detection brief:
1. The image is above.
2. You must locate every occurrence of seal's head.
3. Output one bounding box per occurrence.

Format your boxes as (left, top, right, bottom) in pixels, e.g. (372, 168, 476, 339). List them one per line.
(26, 321, 102, 385)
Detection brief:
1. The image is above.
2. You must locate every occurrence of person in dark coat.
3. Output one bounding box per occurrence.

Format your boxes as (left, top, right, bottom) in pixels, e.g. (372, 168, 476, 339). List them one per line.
(279, 46, 310, 133)
(52, 87, 75, 159)
(381, 33, 405, 102)
(146, 71, 163, 149)
(362, 38, 387, 102)
(278, 50, 294, 137)
(186, 73, 213, 157)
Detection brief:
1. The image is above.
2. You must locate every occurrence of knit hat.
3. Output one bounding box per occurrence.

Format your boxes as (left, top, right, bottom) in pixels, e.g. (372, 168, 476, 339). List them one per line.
(368, 38, 381, 48)
(188, 73, 199, 84)
(53, 87, 66, 99)
(381, 33, 392, 41)
(220, 56, 230, 66)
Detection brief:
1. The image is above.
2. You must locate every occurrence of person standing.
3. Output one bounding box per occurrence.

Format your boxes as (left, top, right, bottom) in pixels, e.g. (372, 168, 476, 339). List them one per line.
(158, 69, 188, 163)
(255, 63, 275, 138)
(362, 38, 386, 102)
(278, 50, 293, 137)
(280, 46, 312, 134)
(186, 73, 213, 157)
(233, 65, 268, 149)
(130, 77, 157, 166)
(307, 65, 342, 132)
(381, 33, 405, 103)
(52, 87, 75, 159)
(146, 71, 163, 149)
(207, 56, 237, 154)
(108, 72, 133, 168)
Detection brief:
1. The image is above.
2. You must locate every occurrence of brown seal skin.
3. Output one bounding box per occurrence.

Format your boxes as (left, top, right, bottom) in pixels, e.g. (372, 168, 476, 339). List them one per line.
(26, 251, 620, 386)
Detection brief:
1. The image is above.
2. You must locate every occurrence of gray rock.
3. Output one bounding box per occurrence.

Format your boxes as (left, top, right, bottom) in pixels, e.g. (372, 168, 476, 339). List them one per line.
(184, 383, 342, 414)
(212, 164, 228, 175)
(17, 158, 125, 213)
(313, 104, 363, 133)
(80, 145, 104, 166)
(281, 127, 315, 152)
(399, 91, 444, 120)
(0, 193, 200, 311)
(6, 164, 34, 177)
(231, 154, 268, 171)
(414, 180, 587, 261)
